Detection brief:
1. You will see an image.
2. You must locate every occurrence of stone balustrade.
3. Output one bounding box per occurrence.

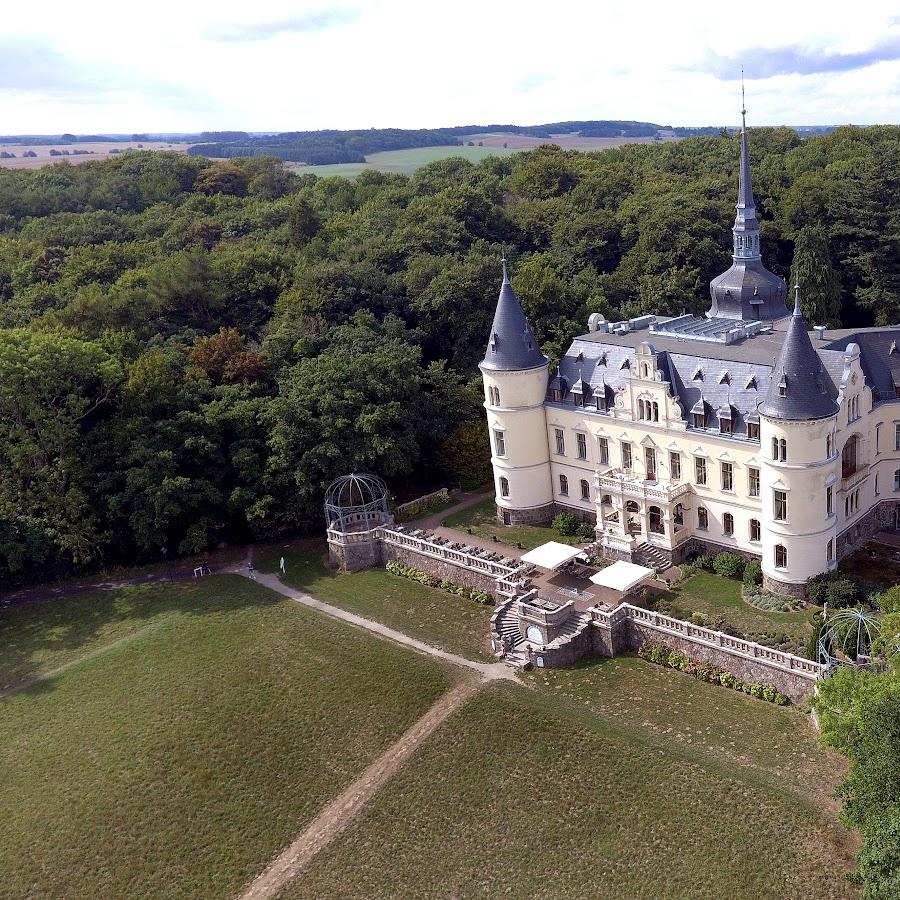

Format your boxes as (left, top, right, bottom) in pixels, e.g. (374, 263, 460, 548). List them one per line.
(596, 469, 691, 502)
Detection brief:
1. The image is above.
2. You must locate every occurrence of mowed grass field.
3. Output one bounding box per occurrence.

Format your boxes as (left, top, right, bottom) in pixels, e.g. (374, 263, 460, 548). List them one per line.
(0, 577, 454, 899)
(254, 540, 496, 661)
(287, 674, 855, 899)
(0, 141, 191, 169)
(292, 144, 520, 178)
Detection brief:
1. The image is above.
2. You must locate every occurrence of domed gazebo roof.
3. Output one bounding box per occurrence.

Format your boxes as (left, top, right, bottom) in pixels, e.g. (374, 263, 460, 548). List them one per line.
(324, 473, 391, 533)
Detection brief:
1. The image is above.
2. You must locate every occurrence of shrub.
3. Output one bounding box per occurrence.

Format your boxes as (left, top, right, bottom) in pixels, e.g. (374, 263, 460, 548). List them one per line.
(743, 558, 762, 587)
(678, 563, 697, 580)
(576, 522, 595, 541)
(552, 512, 579, 536)
(690, 611, 708, 626)
(639, 642, 788, 704)
(386, 561, 494, 604)
(713, 552, 745, 579)
(694, 554, 715, 571)
(806, 571, 861, 608)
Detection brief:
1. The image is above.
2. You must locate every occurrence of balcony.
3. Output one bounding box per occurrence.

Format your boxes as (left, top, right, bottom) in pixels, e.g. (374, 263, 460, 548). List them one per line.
(596, 468, 690, 503)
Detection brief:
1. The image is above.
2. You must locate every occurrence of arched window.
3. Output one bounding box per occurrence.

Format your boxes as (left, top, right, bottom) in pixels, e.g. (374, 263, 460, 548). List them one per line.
(775, 544, 788, 569)
(697, 507, 708, 530)
(673, 503, 684, 526)
(749, 518, 761, 542)
(648, 505, 664, 534)
(771, 436, 778, 459)
(601, 494, 612, 505)
(637, 399, 645, 420)
(494, 386, 500, 405)
(641, 363, 649, 378)
(652, 401, 659, 421)
(779, 438, 787, 461)
(499, 476, 509, 498)
(580, 479, 590, 501)
(559, 474, 568, 496)
(723, 512, 734, 536)
(842, 436, 859, 479)
(826, 433, 833, 458)
(625, 500, 641, 514)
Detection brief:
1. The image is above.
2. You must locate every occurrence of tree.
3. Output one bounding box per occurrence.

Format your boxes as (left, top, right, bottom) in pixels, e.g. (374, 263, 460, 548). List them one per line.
(790, 224, 842, 326)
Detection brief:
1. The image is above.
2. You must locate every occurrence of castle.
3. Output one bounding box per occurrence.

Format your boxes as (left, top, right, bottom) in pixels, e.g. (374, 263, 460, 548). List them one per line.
(480, 110, 900, 597)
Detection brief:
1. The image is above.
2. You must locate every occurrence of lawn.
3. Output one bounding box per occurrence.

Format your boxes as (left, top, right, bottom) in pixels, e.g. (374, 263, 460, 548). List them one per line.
(296, 144, 519, 178)
(667, 571, 816, 644)
(441, 496, 584, 552)
(254, 541, 495, 661)
(286, 673, 855, 899)
(0, 577, 454, 899)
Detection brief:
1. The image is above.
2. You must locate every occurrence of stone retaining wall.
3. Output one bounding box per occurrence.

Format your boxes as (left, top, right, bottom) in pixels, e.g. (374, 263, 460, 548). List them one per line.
(621, 619, 816, 703)
(385, 545, 505, 598)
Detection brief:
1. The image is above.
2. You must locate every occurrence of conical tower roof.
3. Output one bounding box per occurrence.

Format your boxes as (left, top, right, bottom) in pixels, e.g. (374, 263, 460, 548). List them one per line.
(480, 261, 547, 372)
(758, 286, 839, 421)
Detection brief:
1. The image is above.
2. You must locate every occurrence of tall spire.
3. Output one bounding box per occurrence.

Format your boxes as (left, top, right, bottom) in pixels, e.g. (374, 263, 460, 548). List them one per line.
(707, 76, 788, 321)
(480, 258, 547, 372)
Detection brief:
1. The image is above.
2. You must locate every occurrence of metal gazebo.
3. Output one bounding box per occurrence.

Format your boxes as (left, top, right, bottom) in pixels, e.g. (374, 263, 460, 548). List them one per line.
(323, 473, 391, 533)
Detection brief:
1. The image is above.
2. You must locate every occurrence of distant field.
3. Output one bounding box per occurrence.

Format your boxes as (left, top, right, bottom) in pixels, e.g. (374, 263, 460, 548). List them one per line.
(291, 132, 679, 178)
(0, 141, 191, 169)
(290, 144, 519, 178)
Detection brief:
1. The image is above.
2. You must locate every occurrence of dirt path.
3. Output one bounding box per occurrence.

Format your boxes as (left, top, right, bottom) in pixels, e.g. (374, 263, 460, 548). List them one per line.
(248, 571, 515, 681)
(411, 490, 491, 530)
(237, 677, 482, 900)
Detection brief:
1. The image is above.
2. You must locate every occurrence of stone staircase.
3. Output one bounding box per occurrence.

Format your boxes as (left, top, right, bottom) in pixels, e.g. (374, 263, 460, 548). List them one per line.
(493, 601, 530, 668)
(634, 542, 670, 571)
(544, 611, 593, 650)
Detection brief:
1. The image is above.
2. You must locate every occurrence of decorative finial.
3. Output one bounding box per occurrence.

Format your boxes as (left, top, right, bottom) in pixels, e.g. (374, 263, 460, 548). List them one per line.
(741, 66, 746, 119)
(793, 282, 801, 315)
(501, 248, 509, 284)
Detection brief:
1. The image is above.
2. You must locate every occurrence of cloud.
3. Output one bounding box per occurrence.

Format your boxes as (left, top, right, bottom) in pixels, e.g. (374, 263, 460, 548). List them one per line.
(207, 8, 360, 42)
(699, 35, 900, 79)
(514, 73, 556, 92)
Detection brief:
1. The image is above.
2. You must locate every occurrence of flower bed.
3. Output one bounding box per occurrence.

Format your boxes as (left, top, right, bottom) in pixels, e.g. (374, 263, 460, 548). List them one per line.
(638, 642, 789, 705)
(385, 560, 493, 605)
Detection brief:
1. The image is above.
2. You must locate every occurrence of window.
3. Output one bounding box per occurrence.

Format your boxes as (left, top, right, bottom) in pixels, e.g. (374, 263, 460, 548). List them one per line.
(580, 479, 590, 501)
(771, 437, 787, 461)
(555, 428, 565, 456)
(670, 451, 681, 480)
(691, 412, 705, 429)
(876, 473, 880, 495)
(827, 433, 834, 458)
(645, 447, 657, 480)
(695, 456, 707, 486)
(621, 442, 633, 470)
(637, 399, 646, 420)
(576, 433, 587, 460)
(827, 484, 834, 516)
(748, 467, 760, 497)
(774, 489, 787, 522)
(559, 474, 568, 496)
(499, 476, 510, 498)
(719, 416, 733, 435)
(775, 544, 788, 569)
(749, 518, 761, 542)
(827, 539, 834, 563)
(493, 429, 506, 457)
(653, 401, 659, 422)
(895, 422, 900, 451)
(842, 436, 858, 479)
(598, 437, 609, 465)
(697, 507, 708, 530)
(747, 421, 760, 440)
(723, 512, 734, 536)
(895, 469, 900, 492)
(595, 395, 607, 413)
(848, 396, 860, 422)
(493, 386, 501, 405)
(674, 503, 684, 526)
(721, 461, 733, 492)
(649, 505, 664, 534)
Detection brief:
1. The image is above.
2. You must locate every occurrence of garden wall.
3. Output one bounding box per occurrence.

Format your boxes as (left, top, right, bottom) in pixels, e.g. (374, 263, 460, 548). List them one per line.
(385, 545, 504, 598)
(621, 619, 818, 703)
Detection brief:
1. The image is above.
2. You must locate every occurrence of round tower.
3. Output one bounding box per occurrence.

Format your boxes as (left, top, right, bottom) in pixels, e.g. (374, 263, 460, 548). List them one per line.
(758, 287, 840, 597)
(479, 262, 553, 525)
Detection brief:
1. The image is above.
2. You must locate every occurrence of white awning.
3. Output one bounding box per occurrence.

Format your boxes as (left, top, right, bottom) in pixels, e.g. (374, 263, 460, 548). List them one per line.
(519, 541, 584, 571)
(589, 560, 654, 593)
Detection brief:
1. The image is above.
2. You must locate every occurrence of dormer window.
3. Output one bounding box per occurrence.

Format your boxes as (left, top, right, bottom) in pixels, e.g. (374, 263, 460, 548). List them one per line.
(719, 416, 733, 434)
(692, 368, 703, 381)
(692, 413, 705, 429)
(746, 375, 757, 390)
(620, 359, 630, 370)
(719, 371, 729, 385)
(595, 396, 607, 412)
(778, 374, 787, 397)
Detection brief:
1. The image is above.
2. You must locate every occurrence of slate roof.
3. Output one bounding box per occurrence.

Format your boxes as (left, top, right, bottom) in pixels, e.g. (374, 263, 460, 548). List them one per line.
(709, 260, 789, 321)
(759, 290, 840, 421)
(480, 264, 548, 372)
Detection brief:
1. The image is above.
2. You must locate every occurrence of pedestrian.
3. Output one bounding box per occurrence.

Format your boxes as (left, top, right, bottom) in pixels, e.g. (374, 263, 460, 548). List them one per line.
(247, 562, 256, 580)
(279, 556, 286, 575)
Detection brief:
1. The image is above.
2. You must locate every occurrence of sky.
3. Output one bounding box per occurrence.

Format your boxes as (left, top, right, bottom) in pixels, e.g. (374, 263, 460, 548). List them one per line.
(2, 0, 900, 133)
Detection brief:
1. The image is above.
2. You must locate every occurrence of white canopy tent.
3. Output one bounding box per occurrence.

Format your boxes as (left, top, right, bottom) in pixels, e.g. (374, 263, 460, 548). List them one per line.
(589, 561, 654, 593)
(519, 541, 585, 571)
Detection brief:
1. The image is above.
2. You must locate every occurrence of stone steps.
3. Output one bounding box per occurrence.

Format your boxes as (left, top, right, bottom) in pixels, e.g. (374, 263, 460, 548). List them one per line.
(635, 542, 669, 571)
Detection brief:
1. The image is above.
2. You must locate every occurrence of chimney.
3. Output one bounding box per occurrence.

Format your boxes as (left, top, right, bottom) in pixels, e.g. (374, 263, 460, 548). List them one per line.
(813, 325, 827, 341)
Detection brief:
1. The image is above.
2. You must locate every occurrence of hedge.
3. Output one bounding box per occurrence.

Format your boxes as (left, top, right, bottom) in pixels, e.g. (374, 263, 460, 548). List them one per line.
(385, 560, 493, 604)
(638, 642, 789, 705)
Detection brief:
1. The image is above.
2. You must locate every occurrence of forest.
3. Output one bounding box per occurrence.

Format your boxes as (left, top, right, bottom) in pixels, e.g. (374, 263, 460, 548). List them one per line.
(1, 125, 900, 586)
